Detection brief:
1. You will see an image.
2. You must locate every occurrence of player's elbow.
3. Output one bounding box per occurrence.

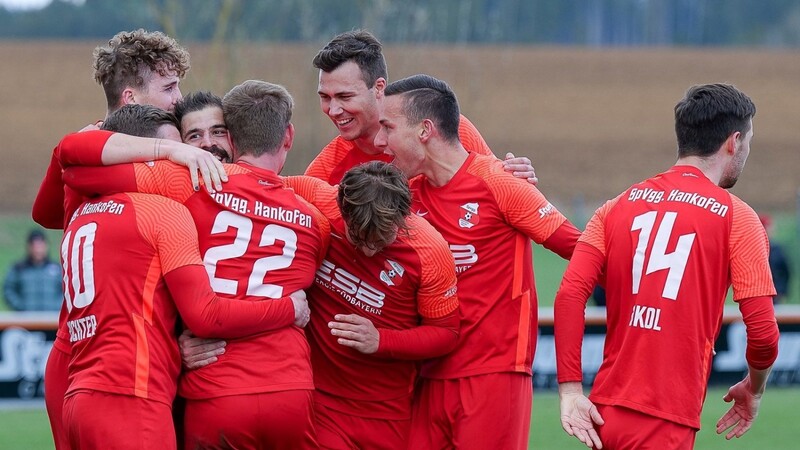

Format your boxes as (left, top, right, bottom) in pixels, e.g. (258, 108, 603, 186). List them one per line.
(745, 322, 780, 370)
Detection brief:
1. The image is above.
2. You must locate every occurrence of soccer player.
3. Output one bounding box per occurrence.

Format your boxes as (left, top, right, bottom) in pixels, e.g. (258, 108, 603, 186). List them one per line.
(94, 29, 189, 115)
(554, 84, 780, 449)
(308, 30, 538, 185)
(57, 80, 329, 449)
(32, 28, 191, 230)
(60, 103, 308, 449)
(285, 161, 460, 449)
(375, 74, 581, 449)
(175, 91, 233, 163)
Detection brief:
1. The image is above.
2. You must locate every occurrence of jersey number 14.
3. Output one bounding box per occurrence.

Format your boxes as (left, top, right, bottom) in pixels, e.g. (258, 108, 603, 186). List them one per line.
(631, 211, 696, 300)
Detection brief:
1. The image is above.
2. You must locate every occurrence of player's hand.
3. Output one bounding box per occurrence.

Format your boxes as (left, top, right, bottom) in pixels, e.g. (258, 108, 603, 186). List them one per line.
(78, 121, 102, 132)
(290, 290, 311, 328)
(329, 314, 379, 354)
(559, 384, 604, 449)
(178, 329, 226, 370)
(716, 376, 762, 439)
(165, 142, 228, 193)
(503, 152, 538, 185)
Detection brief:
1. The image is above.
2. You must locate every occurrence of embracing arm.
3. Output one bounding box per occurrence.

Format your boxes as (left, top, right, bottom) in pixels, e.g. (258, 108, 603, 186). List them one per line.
(164, 265, 300, 339)
(31, 154, 66, 229)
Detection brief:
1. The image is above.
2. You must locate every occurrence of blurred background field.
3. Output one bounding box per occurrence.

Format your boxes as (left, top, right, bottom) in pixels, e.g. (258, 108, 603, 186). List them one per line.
(2, 386, 800, 449)
(0, 1, 798, 448)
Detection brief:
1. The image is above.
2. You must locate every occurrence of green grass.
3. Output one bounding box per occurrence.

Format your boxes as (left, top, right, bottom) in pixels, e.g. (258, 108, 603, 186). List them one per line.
(2, 386, 798, 448)
(530, 387, 800, 449)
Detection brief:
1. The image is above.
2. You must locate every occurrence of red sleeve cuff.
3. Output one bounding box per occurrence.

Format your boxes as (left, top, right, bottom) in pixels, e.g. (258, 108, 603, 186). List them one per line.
(56, 130, 114, 166)
(739, 296, 779, 370)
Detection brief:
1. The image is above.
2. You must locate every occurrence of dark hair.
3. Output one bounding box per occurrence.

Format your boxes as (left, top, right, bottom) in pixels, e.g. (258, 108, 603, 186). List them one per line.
(674, 83, 756, 158)
(101, 104, 180, 138)
(337, 161, 411, 251)
(27, 229, 47, 244)
(222, 80, 293, 156)
(313, 30, 388, 88)
(384, 74, 460, 143)
(175, 91, 223, 123)
(93, 29, 190, 111)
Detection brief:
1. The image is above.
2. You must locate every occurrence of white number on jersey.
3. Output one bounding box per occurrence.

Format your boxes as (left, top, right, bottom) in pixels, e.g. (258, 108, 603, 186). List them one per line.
(61, 222, 98, 312)
(204, 211, 297, 298)
(630, 211, 696, 300)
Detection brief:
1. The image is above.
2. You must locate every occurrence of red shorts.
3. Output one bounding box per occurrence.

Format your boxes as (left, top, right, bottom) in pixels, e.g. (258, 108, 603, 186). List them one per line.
(410, 373, 532, 450)
(63, 390, 175, 450)
(183, 390, 317, 449)
(595, 404, 696, 450)
(314, 393, 409, 450)
(44, 344, 70, 450)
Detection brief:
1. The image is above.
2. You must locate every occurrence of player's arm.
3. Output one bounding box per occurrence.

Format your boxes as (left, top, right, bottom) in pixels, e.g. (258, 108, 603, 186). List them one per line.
(490, 171, 580, 259)
(328, 311, 459, 359)
(55, 130, 225, 192)
(716, 199, 780, 439)
(283, 175, 341, 221)
(166, 266, 308, 338)
(329, 228, 461, 359)
(31, 153, 66, 229)
(555, 206, 609, 449)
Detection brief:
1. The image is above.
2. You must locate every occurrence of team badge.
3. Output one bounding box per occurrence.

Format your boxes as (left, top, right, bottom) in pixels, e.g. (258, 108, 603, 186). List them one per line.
(379, 259, 405, 287)
(458, 202, 480, 228)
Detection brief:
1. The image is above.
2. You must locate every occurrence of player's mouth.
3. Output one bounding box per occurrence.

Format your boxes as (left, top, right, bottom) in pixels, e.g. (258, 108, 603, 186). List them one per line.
(335, 118, 354, 129)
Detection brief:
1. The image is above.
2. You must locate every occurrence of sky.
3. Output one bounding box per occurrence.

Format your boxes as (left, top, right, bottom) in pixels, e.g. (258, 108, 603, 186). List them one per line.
(0, 0, 83, 11)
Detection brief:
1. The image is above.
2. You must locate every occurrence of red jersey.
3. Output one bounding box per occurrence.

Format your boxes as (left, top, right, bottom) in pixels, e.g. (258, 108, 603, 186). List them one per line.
(56, 131, 330, 399)
(35, 131, 113, 355)
(411, 152, 576, 379)
(305, 114, 493, 184)
(62, 193, 203, 405)
(285, 176, 459, 420)
(555, 165, 777, 428)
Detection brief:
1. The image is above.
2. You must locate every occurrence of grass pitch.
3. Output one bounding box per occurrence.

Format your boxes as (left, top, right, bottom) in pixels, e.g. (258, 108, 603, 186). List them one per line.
(1, 387, 798, 448)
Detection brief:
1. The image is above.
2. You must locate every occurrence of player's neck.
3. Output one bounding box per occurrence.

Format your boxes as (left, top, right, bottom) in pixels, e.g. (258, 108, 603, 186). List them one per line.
(675, 155, 724, 186)
(423, 143, 469, 187)
(236, 153, 283, 174)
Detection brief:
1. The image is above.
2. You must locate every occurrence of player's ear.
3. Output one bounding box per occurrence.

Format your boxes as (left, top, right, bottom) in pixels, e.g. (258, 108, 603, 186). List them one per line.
(726, 131, 741, 156)
(283, 123, 295, 152)
(419, 119, 434, 142)
(374, 78, 387, 99)
(121, 88, 136, 106)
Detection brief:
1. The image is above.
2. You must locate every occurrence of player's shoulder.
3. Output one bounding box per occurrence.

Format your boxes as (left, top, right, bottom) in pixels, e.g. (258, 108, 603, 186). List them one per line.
(403, 215, 451, 250)
(321, 136, 355, 156)
(126, 192, 192, 221)
(728, 193, 759, 223)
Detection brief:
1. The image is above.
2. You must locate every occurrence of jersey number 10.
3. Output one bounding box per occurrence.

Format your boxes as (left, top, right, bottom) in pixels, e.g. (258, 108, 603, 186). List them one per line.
(61, 223, 98, 313)
(631, 211, 696, 300)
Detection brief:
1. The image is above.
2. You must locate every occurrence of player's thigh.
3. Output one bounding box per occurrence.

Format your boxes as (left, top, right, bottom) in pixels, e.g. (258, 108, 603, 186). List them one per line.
(45, 345, 70, 450)
(314, 400, 409, 450)
(185, 391, 317, 450)
(596, 404, 696, 450)
(409, 378, 458, 450)
(64, 390, 175, 450)
(454, 373, 531, 450)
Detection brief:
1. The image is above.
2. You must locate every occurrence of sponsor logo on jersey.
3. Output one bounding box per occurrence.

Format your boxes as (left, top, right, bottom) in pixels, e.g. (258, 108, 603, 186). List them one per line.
(415, 210, 429, 217)
(458, 202, 480, 228)
(316, 259, 386, 315)
(379, 259, 406, 287)
(450, 244, 478, 273)
(538, 203, 555, 218)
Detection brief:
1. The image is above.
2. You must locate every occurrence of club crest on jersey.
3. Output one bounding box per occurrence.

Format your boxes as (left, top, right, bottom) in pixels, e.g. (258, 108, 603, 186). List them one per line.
(379, 259, 406, 287)
(458, 202, 480, 228)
